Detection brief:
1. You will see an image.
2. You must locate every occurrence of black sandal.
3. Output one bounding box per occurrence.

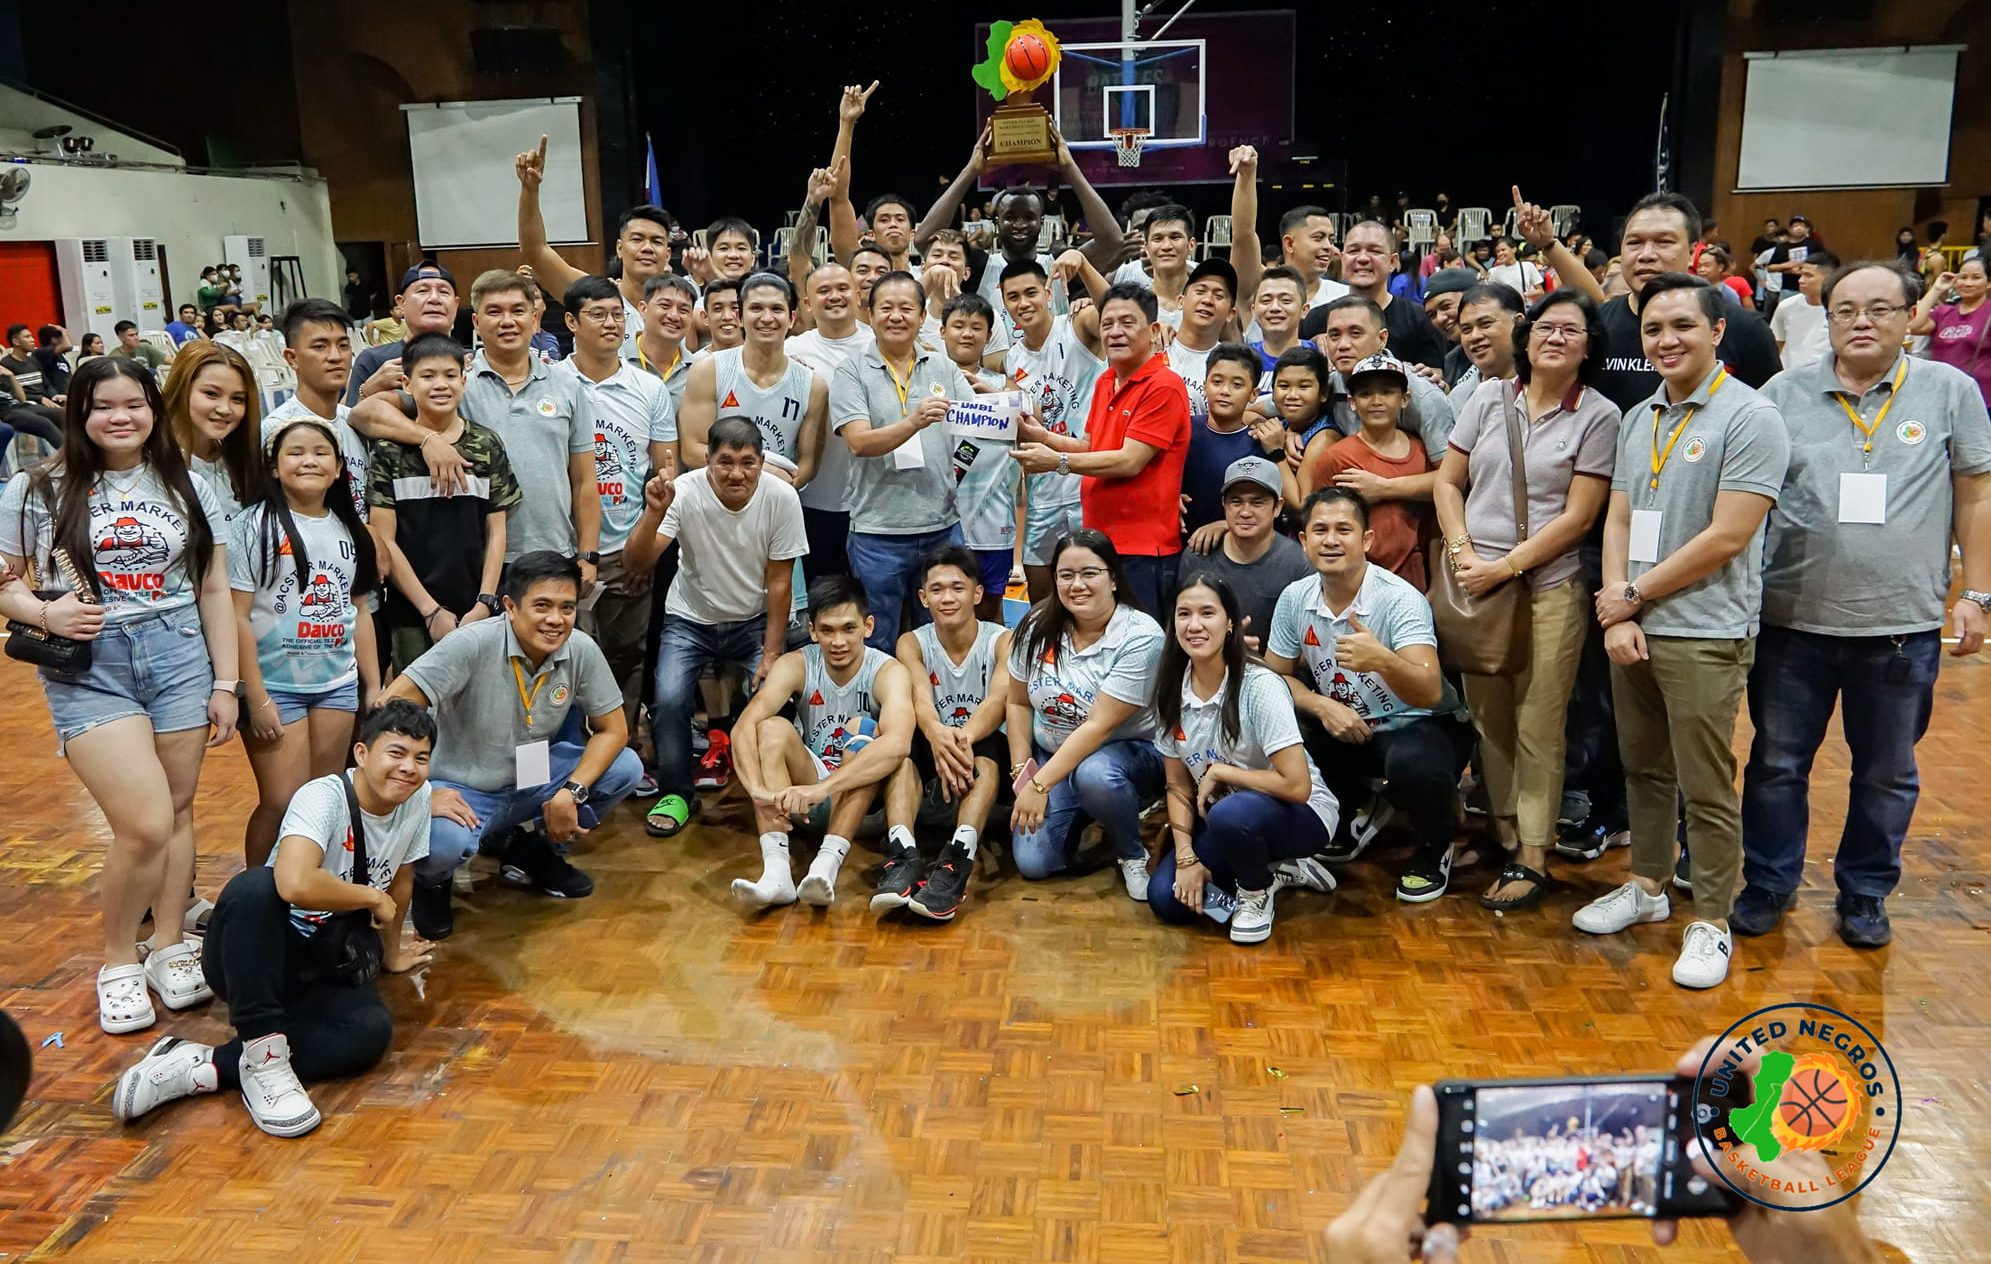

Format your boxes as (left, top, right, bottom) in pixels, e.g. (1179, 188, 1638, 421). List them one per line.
(1479, 862, 1549, 911)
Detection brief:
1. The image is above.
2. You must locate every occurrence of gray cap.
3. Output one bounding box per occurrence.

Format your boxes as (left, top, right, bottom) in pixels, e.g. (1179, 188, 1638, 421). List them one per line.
(1221, 455, 1283, 497)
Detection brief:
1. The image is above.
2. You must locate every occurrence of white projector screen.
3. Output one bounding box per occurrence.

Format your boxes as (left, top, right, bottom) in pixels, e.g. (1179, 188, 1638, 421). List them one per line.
(1737, 48, 1961, 191)
(403, 98, 589, 248)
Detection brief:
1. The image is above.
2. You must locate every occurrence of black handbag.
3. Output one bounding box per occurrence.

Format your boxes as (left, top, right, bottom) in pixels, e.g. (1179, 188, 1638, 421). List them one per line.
(4, 547, 95, 671)
(301, 773, 386, 988)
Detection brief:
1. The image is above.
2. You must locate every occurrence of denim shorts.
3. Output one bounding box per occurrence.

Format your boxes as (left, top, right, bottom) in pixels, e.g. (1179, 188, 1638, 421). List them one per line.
(265, 678, 360, 726)
(38, 604, 215, 744)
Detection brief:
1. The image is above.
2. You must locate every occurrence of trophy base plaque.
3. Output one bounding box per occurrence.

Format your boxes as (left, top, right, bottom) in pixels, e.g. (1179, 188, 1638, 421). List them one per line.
(984, 98, 1059, 168)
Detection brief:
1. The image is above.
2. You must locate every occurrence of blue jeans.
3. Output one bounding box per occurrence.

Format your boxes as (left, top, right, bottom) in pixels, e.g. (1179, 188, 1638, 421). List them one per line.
(846, 523, 962, 649)
(651, 613, 767, 797)
(1740, 625, 1938, 900)
(419, 736, 645, 886)
(1146, 790, 1331, 922)
(1010, 740, 1164, 879)
(1118, 552, 1181, 622)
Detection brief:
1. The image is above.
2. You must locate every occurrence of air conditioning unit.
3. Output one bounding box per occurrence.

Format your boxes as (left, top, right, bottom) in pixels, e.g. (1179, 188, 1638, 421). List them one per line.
(53, 238, 120, 342)
(104, 237, 167, 330)
(223, 234, 271, 308)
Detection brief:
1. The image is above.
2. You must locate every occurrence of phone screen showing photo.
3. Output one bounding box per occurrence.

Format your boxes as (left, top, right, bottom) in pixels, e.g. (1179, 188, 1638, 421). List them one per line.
(1468, 1081, 1669, 1221)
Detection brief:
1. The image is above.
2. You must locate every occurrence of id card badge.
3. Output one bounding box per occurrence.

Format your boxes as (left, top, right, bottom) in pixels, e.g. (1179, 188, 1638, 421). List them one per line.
(1629, 509, 1664, 564)
(515, 739, 552, 789)
(892, 436, 927, 470)
(1838, 472, 1887, 524)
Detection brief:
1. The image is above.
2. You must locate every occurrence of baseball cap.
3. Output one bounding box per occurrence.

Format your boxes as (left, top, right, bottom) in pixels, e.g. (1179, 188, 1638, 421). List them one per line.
(1346, 351, 1409, 389)
(1422, 267, 1478, 300)
(1220, 455, 1282, 498)
(1789, 214, 1809, 225)
(399, 262, 457, 293)
(1185, 257, 1239, 300)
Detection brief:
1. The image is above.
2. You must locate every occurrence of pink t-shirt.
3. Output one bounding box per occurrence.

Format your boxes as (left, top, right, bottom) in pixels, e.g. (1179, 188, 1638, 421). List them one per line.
(1929, 302, 1991, 406)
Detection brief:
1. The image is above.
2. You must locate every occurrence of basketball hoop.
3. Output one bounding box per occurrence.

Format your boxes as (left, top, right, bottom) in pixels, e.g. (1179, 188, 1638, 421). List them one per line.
(1108, 126, 1150, 168)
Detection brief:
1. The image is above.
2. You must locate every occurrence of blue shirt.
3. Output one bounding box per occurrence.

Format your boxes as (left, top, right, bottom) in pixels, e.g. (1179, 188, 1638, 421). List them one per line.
(1181, 420, 1266, 534)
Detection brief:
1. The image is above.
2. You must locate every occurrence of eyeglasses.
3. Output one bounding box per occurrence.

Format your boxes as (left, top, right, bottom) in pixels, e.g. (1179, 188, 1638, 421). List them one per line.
(1531, 322, 1589, 343)
(1055, 567, 1110, 584)
(578, 308, 624, 326)
(1828, 303, 1907, 325)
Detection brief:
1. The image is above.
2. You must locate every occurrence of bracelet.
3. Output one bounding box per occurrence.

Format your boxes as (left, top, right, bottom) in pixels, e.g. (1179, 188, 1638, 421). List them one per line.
(1445, 535, 1469, 556)
(210, 679, 239, 694)
(1029, 778, 1050, 795)
(1506, 557, 1524, 578)
(421, 607, 442, 622)
(37, 600, 52, 634)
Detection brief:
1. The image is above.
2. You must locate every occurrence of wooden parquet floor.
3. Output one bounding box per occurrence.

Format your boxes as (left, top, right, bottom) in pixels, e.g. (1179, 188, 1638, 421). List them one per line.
(1, 653, 1985, 1263)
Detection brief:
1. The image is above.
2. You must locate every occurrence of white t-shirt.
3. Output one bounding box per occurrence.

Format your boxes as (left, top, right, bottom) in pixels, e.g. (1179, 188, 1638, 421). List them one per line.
(786, 326, 876, 512)
(557, 360, 674, 554)
(228, 503, 364, 693)
(272, 773, 432, 936)
(1770, 295, 1831, 371)
(261, 397, 370, 522)
(0, 464, 223, 622)
(1156, 664, 1339, 834)
(1165, 336, 1223, 421)
(658, 468, 809, 624)
(1005, 602, 1164, 750)
(1487, 261, 1543, 297)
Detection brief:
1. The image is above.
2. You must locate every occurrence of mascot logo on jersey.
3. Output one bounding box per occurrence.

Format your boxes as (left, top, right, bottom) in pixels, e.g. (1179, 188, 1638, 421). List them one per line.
(299, 572, 339, 609)
(97, 516, 170, 568)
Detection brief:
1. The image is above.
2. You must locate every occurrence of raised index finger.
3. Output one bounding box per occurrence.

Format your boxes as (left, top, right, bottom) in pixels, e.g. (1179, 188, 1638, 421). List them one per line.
(537, 133, 549, 164)
(863, 80, 879, 102)
(1511, 184, 1526, 211)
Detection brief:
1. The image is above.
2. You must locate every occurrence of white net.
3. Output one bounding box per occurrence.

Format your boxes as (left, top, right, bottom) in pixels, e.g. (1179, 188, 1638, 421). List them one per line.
(1109, 128, 1148, 168)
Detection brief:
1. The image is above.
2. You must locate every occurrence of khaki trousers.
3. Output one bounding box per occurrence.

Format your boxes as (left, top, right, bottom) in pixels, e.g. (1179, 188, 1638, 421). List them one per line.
(1461, 579, 1589, 849)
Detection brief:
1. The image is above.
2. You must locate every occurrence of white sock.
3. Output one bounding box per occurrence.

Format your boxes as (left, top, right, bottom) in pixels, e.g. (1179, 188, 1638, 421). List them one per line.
(887, 825, 917, 854)
(817, 834, 852, 866)
(759, 832, 790, 875)
(952, 825, 979, 858)
(734, 833, 795, 906)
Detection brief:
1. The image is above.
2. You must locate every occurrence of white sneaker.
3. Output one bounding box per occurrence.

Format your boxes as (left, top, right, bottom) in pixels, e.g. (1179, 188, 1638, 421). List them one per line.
(142, 941, 213, 1010)
(1119, 856, 1151, 902)
(1230, 888, 1273, 944)
(1672, 921, 1732, 989)
(112, 1036, 218, 1122)
(797, 848, 845, 906)
(1351, 793, 1396, 850)
(1572, 880, 1671, 934)
(97, 963, 156, 1035)
(1270, 855, 1338, 895)
(237, 1033, 321, 1137)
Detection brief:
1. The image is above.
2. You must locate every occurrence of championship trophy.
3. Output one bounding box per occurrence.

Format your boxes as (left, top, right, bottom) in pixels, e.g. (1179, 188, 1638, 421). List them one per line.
(974, 19, 1064, 168)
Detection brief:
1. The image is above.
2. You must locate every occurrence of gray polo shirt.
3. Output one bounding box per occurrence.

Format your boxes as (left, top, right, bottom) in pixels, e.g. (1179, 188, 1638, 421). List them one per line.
(459, 350, 592, 560)
(828, 345, 975, 535)
(402, 616, 622, 792)
(1611, 366, 1789, 639)
(1449, 378, 1621, 590)
(1759, 353, 1991, 636)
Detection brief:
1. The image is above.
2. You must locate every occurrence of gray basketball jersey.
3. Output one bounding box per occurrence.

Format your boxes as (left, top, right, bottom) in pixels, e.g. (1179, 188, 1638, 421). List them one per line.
(796, 643, 891, 768)
(710, 345, 814, 462)
(912, 621, 1004, 728)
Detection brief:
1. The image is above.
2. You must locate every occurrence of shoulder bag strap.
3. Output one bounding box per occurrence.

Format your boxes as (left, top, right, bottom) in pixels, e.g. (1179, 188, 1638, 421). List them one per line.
(1505, 384, 1532, 545)
(341, 772, 372, 894)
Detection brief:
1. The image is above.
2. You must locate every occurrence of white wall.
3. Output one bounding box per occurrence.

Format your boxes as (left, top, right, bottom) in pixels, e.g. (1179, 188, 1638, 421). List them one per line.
(0, 162, 342, 311)
(0, 83, 183, 166)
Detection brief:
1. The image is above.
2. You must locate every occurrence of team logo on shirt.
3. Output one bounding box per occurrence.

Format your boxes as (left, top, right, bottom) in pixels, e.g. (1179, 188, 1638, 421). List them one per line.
(96, 516, 170, 569)
(1682, 437, 1708, 463)
(1897, 419, 1927, 446)
(721, 389, 741, 409)
(552, 684, 570, 705)
(1303, 626, 1322, 647)
(808, 689, 825, 706)
(950, 705, 973, 724)
(537, 399, 558, 417)
(299, 572, 339, 609)
(1044, 691, 1085, 728)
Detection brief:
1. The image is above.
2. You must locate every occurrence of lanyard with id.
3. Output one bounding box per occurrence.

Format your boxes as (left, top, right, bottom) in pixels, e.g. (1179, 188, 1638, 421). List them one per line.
(1834, 357, 1906, 524)
(1632, 368, 1727, 563)
(883, 355, 932, 470)
(512, 658, 553, 788)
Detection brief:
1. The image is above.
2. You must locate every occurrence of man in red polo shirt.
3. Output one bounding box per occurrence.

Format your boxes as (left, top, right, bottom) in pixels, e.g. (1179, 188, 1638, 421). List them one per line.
(1012, 282, 1191, 616)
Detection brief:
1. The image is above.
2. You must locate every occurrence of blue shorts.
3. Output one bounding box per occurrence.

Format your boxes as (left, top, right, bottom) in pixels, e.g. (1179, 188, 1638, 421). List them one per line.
(38, 604, 214, 745)
(1023, 499, 1084, 567)
(973, 548, 1012, 596)
(265, 678, 360, 726)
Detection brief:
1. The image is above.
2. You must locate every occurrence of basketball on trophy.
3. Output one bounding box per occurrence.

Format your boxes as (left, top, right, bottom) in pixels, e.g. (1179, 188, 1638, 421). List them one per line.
(1006, 32, 1052, 82)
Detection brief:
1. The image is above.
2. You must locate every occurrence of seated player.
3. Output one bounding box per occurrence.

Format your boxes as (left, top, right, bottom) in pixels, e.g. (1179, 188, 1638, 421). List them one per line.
(110, 701, 451, 1137)
(728, 577, 916, 911)
(1265, 489, 1471, 902)
(1179, 457, 1314, 651)
(875, 547, 1013, 921)
(621, 418, 806, 837)
(382, 552, 644, 939)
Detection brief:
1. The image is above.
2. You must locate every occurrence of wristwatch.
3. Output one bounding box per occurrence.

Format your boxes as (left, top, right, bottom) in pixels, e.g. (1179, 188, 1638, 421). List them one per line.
(477, 592, 502, 616)
(1962, 589, 1991, 613)
(561, 779, 591, 805)
(1055, 453, 1070, 477)
(578, 551, 601, 565)
(1622, 582, 1643, 608)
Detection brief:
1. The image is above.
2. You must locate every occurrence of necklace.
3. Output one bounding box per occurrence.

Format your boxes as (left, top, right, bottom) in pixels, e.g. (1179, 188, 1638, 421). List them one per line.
(98, 465, 147, 499)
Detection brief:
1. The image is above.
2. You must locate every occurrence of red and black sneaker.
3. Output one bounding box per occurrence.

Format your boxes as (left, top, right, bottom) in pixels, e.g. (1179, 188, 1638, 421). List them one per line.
(694, 730, 732, 791)
(910, 842, 972, 921)
(869, 841, 925, 913)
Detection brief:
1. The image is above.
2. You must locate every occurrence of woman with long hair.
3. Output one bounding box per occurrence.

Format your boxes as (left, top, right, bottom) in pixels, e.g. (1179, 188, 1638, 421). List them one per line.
(1004, 529, 1166, 898)
(0, 357, 239, 1034)
(1432, 289, 1621, 910)
(231, 418, 381, 864)
(1146, 576, 1338, 943)
(1911, 256, 1991, 407)
(163, 341, 262, 524)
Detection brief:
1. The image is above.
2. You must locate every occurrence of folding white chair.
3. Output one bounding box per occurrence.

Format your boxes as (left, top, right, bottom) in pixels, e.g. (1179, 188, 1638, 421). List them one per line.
(140, 331, 177, 358)
(1454, 207, 1492, 243)
(1404, 210, 1437, 252)
(1502, 206, 1524, 240)
(1549, 205, 1581, 237)
(809, 226, 829, 267)
(1203, 215, 1233, 260)
(773, 226, 798, 266)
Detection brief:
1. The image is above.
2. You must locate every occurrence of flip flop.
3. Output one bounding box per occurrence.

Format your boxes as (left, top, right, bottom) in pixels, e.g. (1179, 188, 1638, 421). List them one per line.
(645, 794, 692, 838)
(1479, 862, 1550, 911)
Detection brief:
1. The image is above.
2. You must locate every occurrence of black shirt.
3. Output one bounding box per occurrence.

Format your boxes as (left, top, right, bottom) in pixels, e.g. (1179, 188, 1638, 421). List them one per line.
(1594, 294, 1782, 415)
(345, 341, 402, 406)
(0, 352, 45, 403)
(1300, 293, 1449, 371)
